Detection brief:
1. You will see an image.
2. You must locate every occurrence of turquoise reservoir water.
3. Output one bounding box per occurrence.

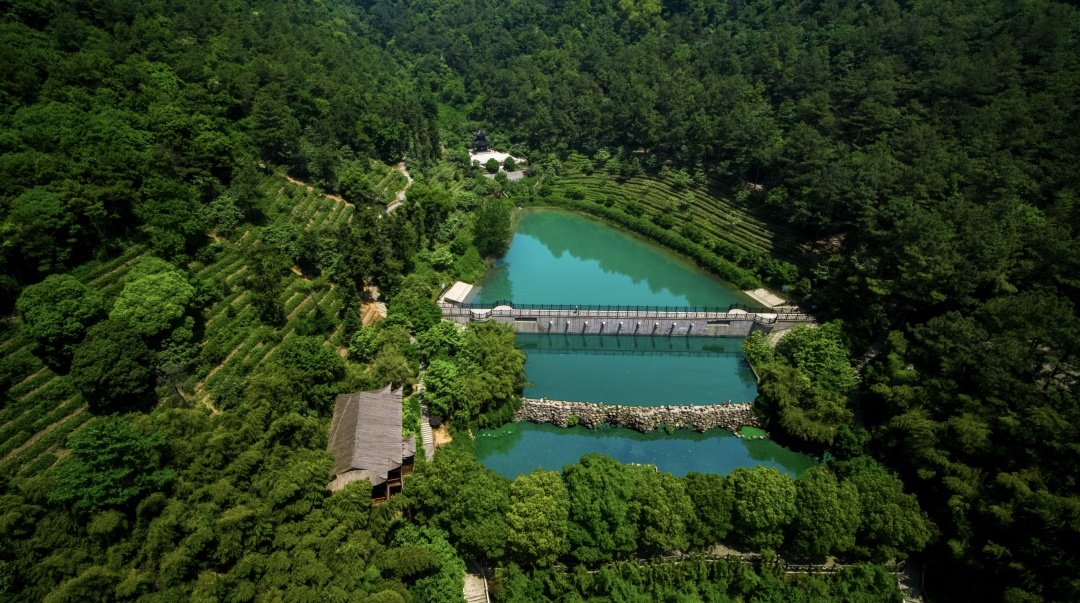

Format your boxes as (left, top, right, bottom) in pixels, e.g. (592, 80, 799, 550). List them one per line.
(475, 423, 816, 480)
(466, 209, 754, 307)
(469, 209, 811, 478)
(517, 334, 758, 405)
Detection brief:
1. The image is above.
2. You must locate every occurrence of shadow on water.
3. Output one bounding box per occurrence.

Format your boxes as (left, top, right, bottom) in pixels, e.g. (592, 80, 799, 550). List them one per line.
(475, 258, 514, 302)
(741, 437, 816, 473)
(475, 422, 816, 479)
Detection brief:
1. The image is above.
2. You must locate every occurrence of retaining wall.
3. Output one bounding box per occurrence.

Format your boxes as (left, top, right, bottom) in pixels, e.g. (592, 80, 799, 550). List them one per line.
(515, 398, 763, 434)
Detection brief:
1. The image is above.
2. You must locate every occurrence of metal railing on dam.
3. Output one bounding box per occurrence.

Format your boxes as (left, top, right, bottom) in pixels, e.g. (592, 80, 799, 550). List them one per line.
(520, 347, 744, 358)
(459, 300, 780, 314)
(440, 300, 815, 336)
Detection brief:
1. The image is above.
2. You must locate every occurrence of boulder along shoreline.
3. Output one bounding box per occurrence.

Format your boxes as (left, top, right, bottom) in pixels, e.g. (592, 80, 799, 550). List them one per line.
(514, 398, 764, 435)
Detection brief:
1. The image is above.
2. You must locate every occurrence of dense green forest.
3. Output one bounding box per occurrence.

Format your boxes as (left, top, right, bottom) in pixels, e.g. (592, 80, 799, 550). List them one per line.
(1, 0, 1078, 601)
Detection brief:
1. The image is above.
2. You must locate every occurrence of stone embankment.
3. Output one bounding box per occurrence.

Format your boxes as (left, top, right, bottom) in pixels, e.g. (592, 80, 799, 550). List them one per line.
(515, 398, 763, 434)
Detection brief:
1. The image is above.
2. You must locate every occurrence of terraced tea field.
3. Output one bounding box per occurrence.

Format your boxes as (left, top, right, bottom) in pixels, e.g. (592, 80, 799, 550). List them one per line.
(0, 164, 402, 479)
(543, 153, 802, 265)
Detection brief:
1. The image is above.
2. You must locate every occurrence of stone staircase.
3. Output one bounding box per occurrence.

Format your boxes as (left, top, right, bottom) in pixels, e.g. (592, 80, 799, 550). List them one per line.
(464, 574, 488, 603)
(899, 559, 925, 603)
(419, 400, 435, 459)
(854, 332, 890, 374)
(415, 380, 435, 460)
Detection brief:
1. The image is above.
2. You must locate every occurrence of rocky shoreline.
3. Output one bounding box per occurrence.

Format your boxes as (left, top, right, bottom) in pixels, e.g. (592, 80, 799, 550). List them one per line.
(514, 398, 764, 435)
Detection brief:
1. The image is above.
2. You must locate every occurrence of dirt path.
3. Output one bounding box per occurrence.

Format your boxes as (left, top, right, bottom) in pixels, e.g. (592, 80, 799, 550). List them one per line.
(433, 424, 452, 447)
(284, 175, 349, 205)
(87, 254, 142, 285)
(386, 162, 413, 213)
(0, 405, 87, 466)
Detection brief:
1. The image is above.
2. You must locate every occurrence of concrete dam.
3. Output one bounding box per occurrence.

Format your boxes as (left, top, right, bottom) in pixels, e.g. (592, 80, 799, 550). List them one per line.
(440, 300, 814, 337)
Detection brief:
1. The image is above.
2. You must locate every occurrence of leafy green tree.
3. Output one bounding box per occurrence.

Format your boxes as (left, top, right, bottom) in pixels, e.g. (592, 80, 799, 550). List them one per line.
(407, 449, 469, 527)
(632, 467, 694, 555)
(755, 321, 854, 446)
(422, 358, 462, 419)
(109, 269, 195, 339)
(452, 467, 512, 560)
(372, 345, 413, 389)
(270, 336, 345, 414)
(391, 525, 466, 603)
(16, 274, 105, 366)
(685, 472, 734, 547)
(472, 198, 513, 258)
(387, 275, 442, 333)
(563, 454, 641, 564)
(201, 192, 244, 238)
(503, 156, 516, 171)
(485, 158, 500, 173)
(1, 188, 78, 277)
(458, 321, 526, 424)
(775, 322, 856, 393)
(248, 84, 301, 165)
(246, 246, 291, 325)
(758, 363, 851, 445)
(51, 417, 174, 514)
(429, 246, 454, 270)
(349, 325, 380, 362)
(337, 164, 376, 205)
(122, 256, 178, 282)
(70, 318, 153, 406)
(507, 469, 570, 567)
(41, 566, 120, 603)
(728, 466, 797, 549)
(740, 330, 775, 369)
(838, 458, 932, 561)
(416, 321, 464, 362)
(790, 467, 861, 557)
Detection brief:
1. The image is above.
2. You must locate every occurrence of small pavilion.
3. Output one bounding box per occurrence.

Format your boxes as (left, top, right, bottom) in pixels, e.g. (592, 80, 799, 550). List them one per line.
(472, 128, 490, 153)
(326, 386, 415, 502)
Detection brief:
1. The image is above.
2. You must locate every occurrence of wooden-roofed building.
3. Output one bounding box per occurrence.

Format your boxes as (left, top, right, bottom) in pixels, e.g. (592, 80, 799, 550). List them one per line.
(327, 385, 416, 501)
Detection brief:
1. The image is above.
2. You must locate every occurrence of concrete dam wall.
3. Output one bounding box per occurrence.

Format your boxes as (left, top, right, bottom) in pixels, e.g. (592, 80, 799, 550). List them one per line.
(441, 303, 814, 337)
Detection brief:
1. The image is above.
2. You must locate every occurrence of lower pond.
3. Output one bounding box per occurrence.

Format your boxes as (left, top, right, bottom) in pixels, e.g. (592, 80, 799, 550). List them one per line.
(467, 209, 813, 479)
(475, 423, 816, 479)
(516, 334, 758, 405)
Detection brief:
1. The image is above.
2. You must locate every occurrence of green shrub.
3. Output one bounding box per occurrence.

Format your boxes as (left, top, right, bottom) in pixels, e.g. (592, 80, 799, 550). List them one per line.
(565, 186, 587, 200)
(403, 395, 422, 437)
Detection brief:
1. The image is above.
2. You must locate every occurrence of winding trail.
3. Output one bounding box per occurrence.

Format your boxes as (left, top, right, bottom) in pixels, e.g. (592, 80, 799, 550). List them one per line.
(386, 161, 413, 213)
(284, 175, 348, 205)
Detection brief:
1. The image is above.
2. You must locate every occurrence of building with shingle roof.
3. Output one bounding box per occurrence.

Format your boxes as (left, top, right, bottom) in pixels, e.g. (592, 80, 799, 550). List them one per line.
(326, 386, 415, 500)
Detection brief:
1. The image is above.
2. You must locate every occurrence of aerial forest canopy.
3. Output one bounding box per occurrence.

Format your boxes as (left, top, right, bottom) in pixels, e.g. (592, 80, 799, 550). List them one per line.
(0, 0, 1078, 602)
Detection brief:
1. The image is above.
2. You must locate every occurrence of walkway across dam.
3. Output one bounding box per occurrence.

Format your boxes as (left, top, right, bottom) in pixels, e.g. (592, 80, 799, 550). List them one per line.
(440, 299, 815, 336)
